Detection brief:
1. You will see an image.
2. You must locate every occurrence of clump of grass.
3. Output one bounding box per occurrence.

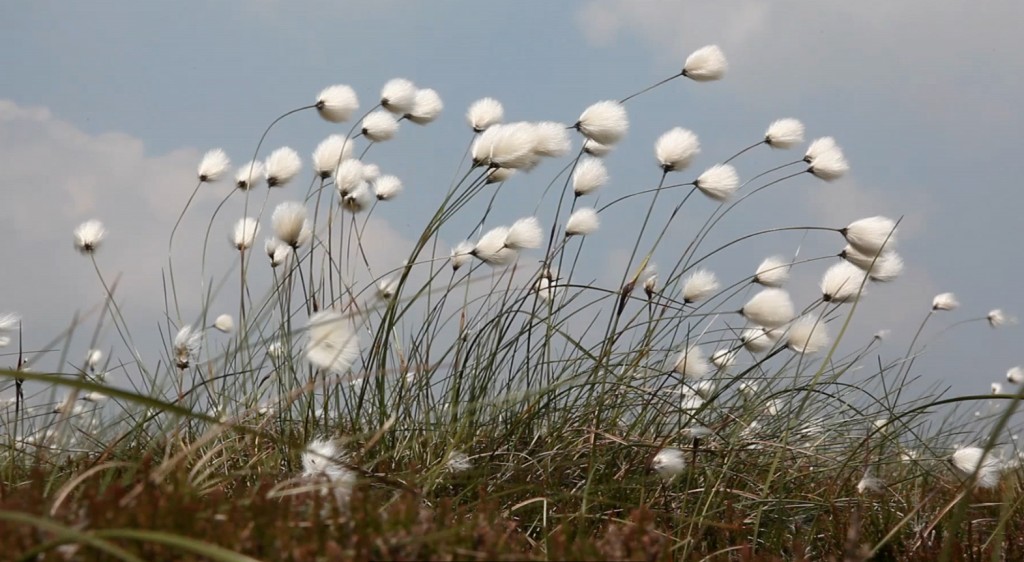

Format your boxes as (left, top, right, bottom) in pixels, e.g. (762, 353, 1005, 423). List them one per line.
(1, 44, 1021, 560)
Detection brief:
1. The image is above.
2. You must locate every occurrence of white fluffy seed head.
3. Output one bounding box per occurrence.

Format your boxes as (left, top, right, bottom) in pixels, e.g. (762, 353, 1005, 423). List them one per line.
(682, 269, 720, 303)
(575, 100, 628, 145)
(764, 118, 805, 149)
(530, 121, 572, 158)
(380, 78, 417, 114)
(305, 310, 360, 374)
(198, 149, 231, 182)
(741, 326, 775, 352)
(376, 277, 399, 301)
(694, 164, 739, 201)
(821, 261, 868, 303)
(1007, 366, 1024, 384)
(265, 147, 302, 187)
(231, 217, 260, 251)
(446, 451, 473, 473)
(505, 217, 544, 250)
(405, 88, 443, 125)
(265, 237, 292, 268)
(652, 448, 687, 480)
(992, 382, 1003, 395)
(450, 241, 475, 271)
(583, 139, 612, 157)
(472, 226, 518, 266)
(932, 292, 959, 311)
(857, 472, 885, 495)
(341, 182, 373, 214)
(214, 314, 234, 334)
(361, 163, 381, 182)
(672, 345, 711, 380)
(471, 123, 539, 169)
(73, 220, 106, 254)
(753, 256, 790, 288)
(682, 45, 727, 81)
(467, 97, 504, 132)
(373, 175, 403, 201)
(807, 142, 849, 181)
(361, 110, 399, 142)
(173, 325, 202, 369)
(312, 135, 353, 178)
(485, 167, 515, 184)
(334, 159, 365, 196)
(804, 137, 838, 162)
(988, 309, 1017, 328)
(741, 288, 794, 328)
(572, 157, 608, 196)
(301, 438, 356, 488)
(656, 127, 701, 172)
(951, 446, 1001, 489)
(841, 245, 904, 281)
(534, 276, 557, 302)
(711, 349, 737, 370)
(85, 349, 103, 370)
(786, 316, 830, 355)
(235, 160, 265, 190)
(271, 201, 309, 248)
(565, 207, 600, 237)
(843, 216, 897, 255)
(316, 85, 359, 123)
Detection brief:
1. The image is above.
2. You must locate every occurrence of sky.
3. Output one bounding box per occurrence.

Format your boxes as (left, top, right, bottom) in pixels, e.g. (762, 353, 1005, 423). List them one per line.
(0, 1, 1020, 407)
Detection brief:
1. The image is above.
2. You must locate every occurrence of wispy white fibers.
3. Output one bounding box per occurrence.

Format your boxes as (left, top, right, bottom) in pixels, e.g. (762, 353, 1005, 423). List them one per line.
(842, 216, 897, 255)
(173, 325, 202, 369)
(373, 175, 403, 201)
(694, 164, 739, 201)
(361, 111, 399, 142)
(197, 149, 231, 182)
(0, 313, 20, 348)
(472, 226, 518, 266)
(583, 140, 612, 157)
(471, 123, 539, 169)
(988, 309, 1017, 328)
(565, 208, 600, 237)
(231, 217, 260, 251)
(682, 45, 728, 81)
(672, 345, 711, 380)
(73, 220, 106, 254)
(265, 238, 292, 268)
(575, 100, 628, 145)
(271, 201, 310, 248)
(485, 167, 515, 184)
(235, 160, 265, 190)
(264, 147, 302, 187)
(405, 88, 443, 124)
(740, 288, 794, 328)
(652, 448, 687, 480)
(450, 241, 475, 271)
(467, 97, 504, 132)
(572, 157, 608, 197)
(361, 162, 381, 181)
(334, 159, 365, 196)
(1007, 366, 1024, 384)
(711, 349, 737, 370)
(656, 128, 700, 172)
(316, 85, 359, 123)
(991, 382, 1003, 395)
(214, 314, 234, 334)
(682, 269, 719, 303)
(341, 183, 373, 214)
(505, 217, 544, 250)
(305, 310, 360, 374)
(753, 256, 790, 288)
(786, 316, 830, 355)
(741, 327, 778, 353)
(529, 121, 571, 159)
(951, 446, 1001, 488)
(820, 261, 868, 303)
(841, 245, 904, 282)
(932, 292, 959, 311)
(380, 78, 417, 114)
(301, 438, 357, 508)
(764, 119, 805, 149)
(804, 137, 849, 181)
(376, 277, 399, 301)
(312, 135, 353, 179)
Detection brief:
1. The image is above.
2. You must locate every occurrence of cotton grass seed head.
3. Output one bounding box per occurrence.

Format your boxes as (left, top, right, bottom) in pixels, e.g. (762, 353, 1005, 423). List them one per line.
(991, 382, 1003, 395)
(804, 137, 838, 162)
(264, 147, 301, 187)
(316, 85, 359, 123)
(842, 216, 897, 255)
(301, 438, 356, 489)
(786, 316, 830, 355)
(572, 157, 608, 197)
(373, 175, 403, 201)
(312, 135, 353, 179)
(656, 127, 701, 172)
(682, 45, 727, 81)
(764, 118, 805, 149)
(405, 88, 443, 125)
(529, 121, 571, 158)
(450, 241, 475, 271)
(174, 325, 202, 369)
(840, 245, 903, 282)
(376, 277, 399, 301)
(485, 167, 515, 184)
(583, 139, 612, 157)
(467, 97, 504, 132)
(471, 123, 538, 169)
(652, 448, 687, 480)
(265, 238, 292, 268)
(271, 201, 310, 248)
(73, 220, 106, 254)
(950, 446, 1001, 489)
(505, 217, 543, 250)
(361, 110, 399, 142)
(198, 149, 230, 182)
(821, 261, 868, 303)
(565, 208, 600, 237)
(672, 345, 711, 380)
(1007, 366, 1024, 384)
(753, 256, 790, 288)
(575, 100, 628, 145)
(446, 451, 473, 473)
(932, 292, 959, 311)
(341, 182, 373, 214)
(380, 78, 417, 114)
(472, 226, 518, 266)
(694, 164, 739, 201)
(85, 349, 102, 370)
(711, 349, 737, 370)
(305, 310, 360, 375)
(682, 269, 719, 303)
(741, 327, 777, 353)
(988, 309, 1017, 328)
(806, 141, 849, 181)
(857, 472, 885, 495)
(334, 159, 365, 196)
(214, 314, 234, 334)
(235, 160, 265, 190)
(231, 217, 260, 251)
(741, 288, 794, 328)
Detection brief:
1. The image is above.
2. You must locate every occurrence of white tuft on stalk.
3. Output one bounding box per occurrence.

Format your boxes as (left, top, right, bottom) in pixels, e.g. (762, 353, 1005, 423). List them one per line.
(405, 88, 443, 125)
(198, 149, 231, 182)
(572, 157, 608, 196)
(74, 220, 106, 254)
(740, 288, 794, 328)
(505, 217, 544, 250)
(842, 216, 897, 255)
(741, 327, 778, 353)
(786, 316, 830, 355)
(214, 314, 235, 334)
(575, 100, 628, 145)
(753, 256, 790, 288)
(672, 345, 711, 380)
(316, 85, 359, 123)
(377, 277, 399, 301)
(335, 159, 365, 196)
(472, 227, 518, 266)
(231, 217, 260, 251)
(988, 309, 1016, 328)
(235, 160, 265, 190)
(1007, 366, 1024, 384)
(373, 175, 403, 201)
(471, 123, 539, 170)
(271, 202, 310, 248)
(174, 325, 202, 369)
(820, 261, 868, 303)
(312, 135, 353, 178)
(764, 119, 804, 149)
(652, 448, 687, 480)
(583, 140, 612, 157)
(932, 292, 959, 311)
(450, 241, 475, 271)
(806, 141, 849, 181)
(467, 97, 504, 132)
(529, 121, 571, 158)
(694, 164, 739, 201)
(682, 269, 720, 303)
(711, 349, 737, 370)
(682, 45, 728, 81)
(341, 183, 373, 213)
(361, 111, 399, 142)
(380, 78, 417, 114)
(305, 310, 360, 375)
(656, 127, 701, 172)
(565, 208, 600, 237)
(264, 147, 302, 187)
(950, 446, 1001, 489)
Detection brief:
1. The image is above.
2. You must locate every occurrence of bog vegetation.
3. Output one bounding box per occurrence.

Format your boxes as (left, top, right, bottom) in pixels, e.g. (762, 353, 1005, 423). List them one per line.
(1, 45, 1022, 561)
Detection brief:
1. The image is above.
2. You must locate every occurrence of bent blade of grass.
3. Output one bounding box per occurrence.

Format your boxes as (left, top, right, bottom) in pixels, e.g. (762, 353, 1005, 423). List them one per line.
(0, 510, 144, 562)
